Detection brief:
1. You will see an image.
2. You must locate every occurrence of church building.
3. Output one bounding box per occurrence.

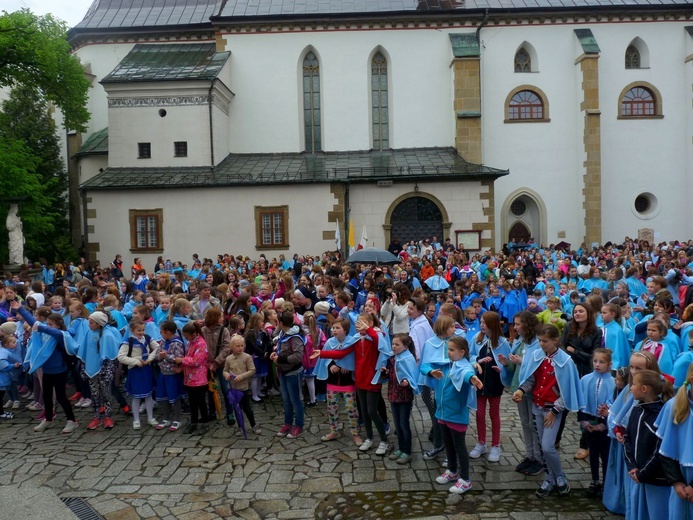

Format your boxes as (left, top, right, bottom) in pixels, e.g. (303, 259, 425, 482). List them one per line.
(66, 0, 693, 264)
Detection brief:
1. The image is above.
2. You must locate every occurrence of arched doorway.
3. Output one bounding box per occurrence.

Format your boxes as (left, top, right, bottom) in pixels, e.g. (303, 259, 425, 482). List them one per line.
(508, 221, 531, 243)
(390, 196, 443, 244)
(500, 189, 547, 247)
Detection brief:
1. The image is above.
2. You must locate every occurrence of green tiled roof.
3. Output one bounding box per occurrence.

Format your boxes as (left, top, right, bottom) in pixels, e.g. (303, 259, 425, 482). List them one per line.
(80, 147, 508, 190)
(77, 127, 109, 155)
(101, 43, 230, 84)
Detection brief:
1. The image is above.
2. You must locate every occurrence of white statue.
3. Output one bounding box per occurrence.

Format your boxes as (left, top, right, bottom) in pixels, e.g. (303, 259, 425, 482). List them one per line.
(6, 204, 24, 265)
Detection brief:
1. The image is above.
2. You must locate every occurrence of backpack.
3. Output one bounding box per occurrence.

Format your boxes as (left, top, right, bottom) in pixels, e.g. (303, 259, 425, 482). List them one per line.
(121, 334, 152, 376)
(302, 330, 325, 370)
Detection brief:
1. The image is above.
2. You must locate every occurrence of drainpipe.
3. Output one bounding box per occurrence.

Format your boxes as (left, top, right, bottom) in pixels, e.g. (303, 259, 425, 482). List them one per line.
(208, 79, 217, 167)
(343, 181, 350, 260)
(79, 187, 89, 262)
(475, 9, 489, 45)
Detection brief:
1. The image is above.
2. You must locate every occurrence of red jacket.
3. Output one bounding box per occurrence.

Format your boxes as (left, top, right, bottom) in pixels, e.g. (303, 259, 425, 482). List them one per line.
(319, 327, 381, 391)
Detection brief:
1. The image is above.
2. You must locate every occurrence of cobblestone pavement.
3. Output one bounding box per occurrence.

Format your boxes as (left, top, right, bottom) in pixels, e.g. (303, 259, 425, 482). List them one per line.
(0, 388, 621, 520)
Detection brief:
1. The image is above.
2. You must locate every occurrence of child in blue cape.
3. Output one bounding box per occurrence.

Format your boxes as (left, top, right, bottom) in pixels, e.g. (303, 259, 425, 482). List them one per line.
(600, 303, 632, 371)
(381, 333, 420, 465)
(75, 311, 122, 431)
(313, 318, 360, 444)
(66, 302, 93, 409)
(601, 366, 629, 513)
(512, 324, 583, 498)
(624, 369, 675, 520)
(422, 335, 482, 495)
(578, 348, 615, 497)
(655, 363, 693, 519)
(672, 329, 693, 388)
(118, 319, 159, 430)
(0, 335, 20, 419)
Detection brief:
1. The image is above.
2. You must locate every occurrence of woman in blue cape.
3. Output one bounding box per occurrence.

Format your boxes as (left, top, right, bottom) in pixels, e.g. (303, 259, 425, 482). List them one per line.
(655, 364, 693, 519)
(21, 305, 78, 434)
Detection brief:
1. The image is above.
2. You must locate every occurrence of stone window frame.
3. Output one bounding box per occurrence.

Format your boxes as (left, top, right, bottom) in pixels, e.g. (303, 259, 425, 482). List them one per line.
(254, 205, 289, 250)
(617, 82, 663, 120)
(137, 142, 151, 159)
(504, 85, 550, 124)
(129, 208, 163, 253)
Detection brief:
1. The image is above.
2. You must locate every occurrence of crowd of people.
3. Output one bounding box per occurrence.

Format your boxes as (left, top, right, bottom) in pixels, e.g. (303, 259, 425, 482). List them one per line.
(0, 236, 692, 518)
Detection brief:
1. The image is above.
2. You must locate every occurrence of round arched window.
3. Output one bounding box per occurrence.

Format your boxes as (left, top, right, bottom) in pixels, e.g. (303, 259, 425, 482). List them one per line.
(511, 199, 527, 216)
(508, 90, 544, 120)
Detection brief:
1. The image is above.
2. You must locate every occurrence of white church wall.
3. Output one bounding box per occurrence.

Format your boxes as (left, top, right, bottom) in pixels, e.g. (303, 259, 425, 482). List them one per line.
(222, 29, 454, 153)
(87, 184, 337, 265)
(595, 23, 690, 242)
(78, 156, 108, 184)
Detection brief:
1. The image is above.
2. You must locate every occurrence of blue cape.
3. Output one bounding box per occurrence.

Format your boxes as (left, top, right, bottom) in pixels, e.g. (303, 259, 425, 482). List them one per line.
(635, 338, 676, 376)
(72, 325, 122, 378)
(470, 334, 512, 387)
(391, 350, 420, 395)
(607, 387, 635, 439)
(603, 321, 631, 370)
(520, 347, 584, 412)
(123, 320, 162, 342)
(654, 394, 693, 467)
(672, 351, 693, 388)
(450, 358, 478, 411)
(580, 371, 616, 416)
(370, 328, 393, 385)
(68, 317, 91, 346)
(511, 336, 541, 384)
(25, 330, 79, 374)
(315, 334, 358, 380)
(418, 336, 449, 388)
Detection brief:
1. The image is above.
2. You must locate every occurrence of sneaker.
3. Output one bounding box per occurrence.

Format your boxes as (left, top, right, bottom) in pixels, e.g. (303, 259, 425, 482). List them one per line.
(23, 392, 33, 400)
(287, 426, 302, 439)
(0, 411, 14, 419)
(276, 424, 292, 437)
(389, 449, 403, 461)
(183, 423, 198, 434)
(27, 402, 43, 411)
(423, 446, 445, 460)
(267, 388, 281, 396)
(305, 401, 316, 407)
(12, 401, 20, 409)
(321, 432, 340, 442)
(87, 418, 103, 430)
(524, 461, 544, 476)
(68, 392, 82, 402)
(62, 420, 78, 434)
(169, 421, 181, 432)
(442, 458, 448, 468)
(384, 423, 391, 435)
(4, 399, 13, 408)
(353, 435, 363, 446)
(147, 418, 159, 427)
(587, 480, 601, 497)
(74, 398, 84, 407)
(515, 457, 533, 473)
(197, 424, 209, 434)
(487, 446, 501, 463)
(252, 425, 262, 435)
(252, 397, 264, 403)
(574, 448, 589, 460)
(469, 443, 487, 459)
(359, 438, 374, 452)
(33, 419, 51, 432)
(436, 470, 459, 485)
(556, 476, 570, 496)
(156, 420, 170, 431)
(226, 415, 236, 426)
(449, 478, 472, 495)
(132, 420, 141, 430)
(79, 398, 93, 408)
(375, 441, 392, 456)
(536, 480, 555, 498)
(18, 386, 27, 394)
(121, 405, 133, 416)
(104, 417, 114, 429)
(396, 453, 412, 465)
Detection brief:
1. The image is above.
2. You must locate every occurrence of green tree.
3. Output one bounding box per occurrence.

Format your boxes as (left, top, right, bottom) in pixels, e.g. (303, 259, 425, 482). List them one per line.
(0, 86, 77, 263)
(0, 9, 90, 132)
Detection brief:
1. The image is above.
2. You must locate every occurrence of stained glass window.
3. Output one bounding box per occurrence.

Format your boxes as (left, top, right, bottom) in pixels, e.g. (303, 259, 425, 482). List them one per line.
(371, 52, 389, 150)
(508, 90, 544, 120)
(303, 52, 321, 153)
(625, 45, 640, 69)
(621, 87, 655, 117)
(514, 48, 531, 73)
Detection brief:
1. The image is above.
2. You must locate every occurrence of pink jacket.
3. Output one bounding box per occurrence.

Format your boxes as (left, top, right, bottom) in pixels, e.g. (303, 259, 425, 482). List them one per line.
(181, 334, 209, 387)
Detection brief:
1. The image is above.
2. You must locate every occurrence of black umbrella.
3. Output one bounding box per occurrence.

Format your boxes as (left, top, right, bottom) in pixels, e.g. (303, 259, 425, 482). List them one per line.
(345, 248, 401, 265)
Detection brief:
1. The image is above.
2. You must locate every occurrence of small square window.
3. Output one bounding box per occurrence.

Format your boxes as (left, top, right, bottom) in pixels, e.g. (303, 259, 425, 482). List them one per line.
(254, 206, 289, 250)
(129, 209, 163, 252)
(174, 141, 188, 157)
(138, 142, 151, 159)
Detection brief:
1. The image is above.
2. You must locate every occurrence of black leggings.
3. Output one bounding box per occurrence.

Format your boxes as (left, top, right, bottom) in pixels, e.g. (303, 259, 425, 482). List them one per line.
(356, 389, 387, 442)
(441, 423, 469, 480)
(586, 428, 611, 482)
(186, 385, 209, 425)
(43, 371, 75, 422)
(421, 386, 443, 449)
(238, 391, 256, 428)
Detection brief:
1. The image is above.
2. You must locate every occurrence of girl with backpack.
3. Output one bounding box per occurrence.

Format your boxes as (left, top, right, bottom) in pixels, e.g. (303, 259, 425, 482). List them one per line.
(301, 311, 327, 407)
(118, 318, 159, 430)
(271, 309, 305, 439)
